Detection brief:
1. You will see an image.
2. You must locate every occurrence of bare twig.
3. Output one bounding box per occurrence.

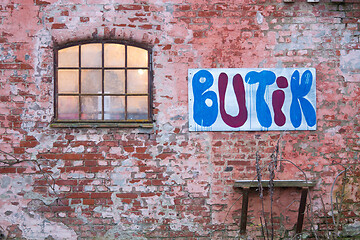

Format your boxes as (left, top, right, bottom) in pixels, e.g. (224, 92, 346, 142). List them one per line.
(252, 158, 319, 240)
(330, 167, 350, 238)
(256, 151, 269, 240)
(320, 196, 332, 240)
(260, 216, 266, 240)
(268, 154, 276, 240)
(268, 134, 281, 240)
(330, 168, 347, 226)
(223, 194, 243, 225)
(0, 149, 24, 166)
(0, 149, 65, 206)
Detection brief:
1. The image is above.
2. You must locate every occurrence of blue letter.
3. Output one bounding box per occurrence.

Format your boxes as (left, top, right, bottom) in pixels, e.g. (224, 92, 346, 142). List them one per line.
(192, 70, 218, 127)
(245, 71, 276, 128)
(290, 70, 316, 128)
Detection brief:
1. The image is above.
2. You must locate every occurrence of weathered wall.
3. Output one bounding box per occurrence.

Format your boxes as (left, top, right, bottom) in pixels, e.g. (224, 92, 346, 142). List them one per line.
(0, 0, 359, 239)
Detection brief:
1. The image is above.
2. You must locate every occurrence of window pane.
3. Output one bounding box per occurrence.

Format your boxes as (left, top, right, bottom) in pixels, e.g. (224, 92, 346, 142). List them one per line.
(81, 70, 102, 94)
(127, 46, 148, 68)
(58, 96, 79, 120)
(104, 70, 125, 94)
(128, 69, 148, 94)
(81, 43, 102, 67)
(58, 46, 79, 67)
(104, 96, 125, 120)
(104, 44, 125, 67)
(58, 70, 79, 93)
(127, 96, 148, 120)
(81, 96, 102, 120)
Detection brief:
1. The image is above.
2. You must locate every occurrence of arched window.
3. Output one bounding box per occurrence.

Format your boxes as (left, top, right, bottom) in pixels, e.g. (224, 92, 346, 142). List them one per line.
(52, 41, 152, 127)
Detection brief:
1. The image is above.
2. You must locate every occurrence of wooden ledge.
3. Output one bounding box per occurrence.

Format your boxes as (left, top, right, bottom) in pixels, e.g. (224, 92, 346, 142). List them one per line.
(234, 180, 317, 188)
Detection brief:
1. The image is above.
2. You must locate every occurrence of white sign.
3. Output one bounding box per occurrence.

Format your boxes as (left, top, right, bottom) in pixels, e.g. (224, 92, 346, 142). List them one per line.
(188, 68, 316, 131)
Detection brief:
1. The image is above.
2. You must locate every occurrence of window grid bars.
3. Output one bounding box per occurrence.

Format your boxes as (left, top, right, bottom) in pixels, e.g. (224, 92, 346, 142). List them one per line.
(55, 41, 151, 122)
(78, 44, 82, 120)
(125, 43, 128, 121)
(101, 43, 105, 120)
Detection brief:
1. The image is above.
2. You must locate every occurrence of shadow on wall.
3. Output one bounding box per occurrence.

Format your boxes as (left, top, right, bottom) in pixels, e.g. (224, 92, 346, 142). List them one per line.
(0, 227, 5, 240)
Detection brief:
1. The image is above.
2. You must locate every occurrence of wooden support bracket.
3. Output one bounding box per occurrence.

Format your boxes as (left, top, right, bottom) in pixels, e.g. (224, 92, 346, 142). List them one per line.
(296, 188, 309, 234)
(240, 187, 250, 234)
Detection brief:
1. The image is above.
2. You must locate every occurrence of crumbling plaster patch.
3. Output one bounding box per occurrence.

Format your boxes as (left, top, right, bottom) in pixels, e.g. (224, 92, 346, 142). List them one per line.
(0, 174, 76, 239)
(340, 50, 360, 82)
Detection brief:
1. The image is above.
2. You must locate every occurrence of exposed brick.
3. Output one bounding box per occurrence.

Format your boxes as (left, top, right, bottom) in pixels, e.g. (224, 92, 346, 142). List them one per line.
(0, 167, 17, 173)
(155, 153, 174, 160)
(19, 140, 39, 148)
(139, 24, 153, 30)
(198, 11, 220, 17)
(56, 180, 78, 185)
(91, 192, 112, 199)
(115, 5, 142, 11)
(67, 193, 91, 199)
(91, 166, 113, 172)
(83, 199, 95, 205)
(34, 0, 50, 5)
(228, 160, 248, 166)
(84, 154, 104, 160)
(140, 192, 157, 197)
(51, 23, 67, 29)
(13, 147, 25, 154)
(84, 160, 97, 167)
(121, 198, 132, 204)
(123, 146, 134, 152)
(116, 193, 138, 199)
(60, 10, 69, 17)
(132, 153, 152, 160)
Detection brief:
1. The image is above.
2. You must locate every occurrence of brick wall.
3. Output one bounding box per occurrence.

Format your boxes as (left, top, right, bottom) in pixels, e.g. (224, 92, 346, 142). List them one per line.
(0, 0, 359, 239)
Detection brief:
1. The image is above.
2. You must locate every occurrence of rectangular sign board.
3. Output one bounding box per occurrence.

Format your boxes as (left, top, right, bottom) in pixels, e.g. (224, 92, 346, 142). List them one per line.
(188, 68, 316, 131)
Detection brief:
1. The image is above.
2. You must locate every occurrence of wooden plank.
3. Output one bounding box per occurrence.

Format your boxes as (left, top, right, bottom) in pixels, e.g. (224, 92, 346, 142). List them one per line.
(234, 180, 316, 188)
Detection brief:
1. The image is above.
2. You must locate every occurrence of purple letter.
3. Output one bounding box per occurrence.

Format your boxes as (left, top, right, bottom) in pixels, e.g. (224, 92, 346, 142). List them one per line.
(218, 73, 247, 128)
(272, 76, 288, 126)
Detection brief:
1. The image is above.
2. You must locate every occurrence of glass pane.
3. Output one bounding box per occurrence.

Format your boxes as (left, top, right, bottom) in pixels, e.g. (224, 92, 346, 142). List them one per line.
(104, 44, 125, 67)
(127, 46, 148, 68)
(58, 46, 79, 67)
(81, 70, 102, 94)
(58, 96, 79, 120)
(81, 96, 102, 120)
(128, 69, 148, 94)
(127, 96, 148, 120)
(58, 70, 79, 93)
(81, 43, 102, 67)
(104, 96, 125, 120)
(104, 70, 125, 94)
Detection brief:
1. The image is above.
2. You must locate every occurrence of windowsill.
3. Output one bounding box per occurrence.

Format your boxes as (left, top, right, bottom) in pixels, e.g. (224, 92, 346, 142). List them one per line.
(50, 121, 154, 128)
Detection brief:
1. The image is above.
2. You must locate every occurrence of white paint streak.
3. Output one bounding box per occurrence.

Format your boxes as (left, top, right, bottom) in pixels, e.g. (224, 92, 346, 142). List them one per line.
(256, 11, 264, 24)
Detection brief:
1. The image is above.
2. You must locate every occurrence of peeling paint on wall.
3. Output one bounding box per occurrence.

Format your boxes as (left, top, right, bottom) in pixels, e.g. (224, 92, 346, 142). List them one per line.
(0, 0, 359, 239)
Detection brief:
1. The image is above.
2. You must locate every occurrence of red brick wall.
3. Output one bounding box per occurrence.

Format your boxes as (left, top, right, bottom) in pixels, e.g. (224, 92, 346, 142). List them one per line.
(0, 0, 359, 239)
